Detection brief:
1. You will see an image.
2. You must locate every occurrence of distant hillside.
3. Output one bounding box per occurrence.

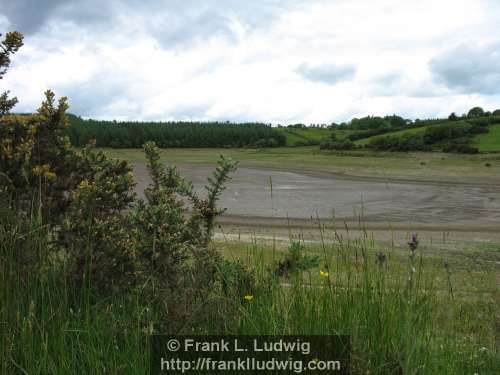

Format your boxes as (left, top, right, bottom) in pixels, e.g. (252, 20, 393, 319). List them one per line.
(321, 113, 500, 154)
(473, 124, 500, 152)
(64, 111, 500, 153)
(276, 127, 333, 146)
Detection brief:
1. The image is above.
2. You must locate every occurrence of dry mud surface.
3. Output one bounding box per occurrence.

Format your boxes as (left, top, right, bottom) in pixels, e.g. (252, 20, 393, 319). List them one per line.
(133, 163, 500, 232)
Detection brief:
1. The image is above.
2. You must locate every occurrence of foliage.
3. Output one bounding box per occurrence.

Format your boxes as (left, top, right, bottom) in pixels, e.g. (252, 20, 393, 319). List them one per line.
(1, 32, 242, 331)
(274, 241, 320, 277)
(467, 106, 485, 118)
(0, 31, 24, 115)
(442, 138, 479, 154)
(349, 115, 407, 131)
(67, 114, 285, 148)
(276, 127, 332, 146)
(320, 138, 357, 150)
(368, 133, 428, 152)
(367, 119, 489, 153)
(0, 92, 82, 221)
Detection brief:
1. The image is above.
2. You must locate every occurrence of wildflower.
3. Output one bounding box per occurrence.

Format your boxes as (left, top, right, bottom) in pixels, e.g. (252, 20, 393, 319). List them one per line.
(244, 295, 253, 301)
(408, 233, 419, 252)
(319, 270, 329, 278)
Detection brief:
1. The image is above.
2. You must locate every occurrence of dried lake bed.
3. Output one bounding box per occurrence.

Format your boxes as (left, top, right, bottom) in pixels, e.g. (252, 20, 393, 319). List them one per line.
(133, 163, 500, 232)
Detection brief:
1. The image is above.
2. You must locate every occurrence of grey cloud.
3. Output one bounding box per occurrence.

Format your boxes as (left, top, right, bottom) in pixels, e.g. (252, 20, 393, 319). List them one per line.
(0, 0, 303, 46)
(0, 0, 67, 34)
(429, 43, 500, 95)
(369, 72, 445, 98)
(54, 73, 129, 118)
(296, 62, 356, 85)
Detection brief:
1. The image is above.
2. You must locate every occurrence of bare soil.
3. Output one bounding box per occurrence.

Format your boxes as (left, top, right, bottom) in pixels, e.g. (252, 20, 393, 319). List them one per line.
(132, 163, 500, 233)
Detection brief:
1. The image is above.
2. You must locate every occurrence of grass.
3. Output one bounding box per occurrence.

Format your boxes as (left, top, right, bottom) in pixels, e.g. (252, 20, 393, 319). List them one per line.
(354, 126, 428, 146)
(2, 218, 499, 374)
(276, 127, 333, 146)
(474, 124, 500, 152)
(101, 146, 500, 182)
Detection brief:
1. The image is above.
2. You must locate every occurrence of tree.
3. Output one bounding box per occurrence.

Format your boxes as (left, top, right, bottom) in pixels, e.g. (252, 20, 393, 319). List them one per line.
(493, 109, 500, 116)
(448, 112, 458, 121)
(0, 31, 24, 115)
(467, 107, 485, 118)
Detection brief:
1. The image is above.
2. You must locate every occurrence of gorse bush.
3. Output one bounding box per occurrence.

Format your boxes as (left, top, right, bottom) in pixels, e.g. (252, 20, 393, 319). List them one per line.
(0, 30, 246, 333)
(0, 94, 78, 220)
(1, 99, 243, 329)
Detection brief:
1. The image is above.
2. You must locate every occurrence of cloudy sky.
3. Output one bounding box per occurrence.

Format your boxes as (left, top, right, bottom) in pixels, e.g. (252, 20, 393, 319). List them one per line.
(1, 0, 499, 123)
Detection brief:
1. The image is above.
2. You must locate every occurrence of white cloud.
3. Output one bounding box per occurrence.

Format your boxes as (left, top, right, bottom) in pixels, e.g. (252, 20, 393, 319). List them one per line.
(1, 0, 499, 123)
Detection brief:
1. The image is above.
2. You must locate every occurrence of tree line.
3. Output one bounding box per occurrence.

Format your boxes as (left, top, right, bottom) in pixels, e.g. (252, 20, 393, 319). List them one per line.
(67, 114, 286, 148)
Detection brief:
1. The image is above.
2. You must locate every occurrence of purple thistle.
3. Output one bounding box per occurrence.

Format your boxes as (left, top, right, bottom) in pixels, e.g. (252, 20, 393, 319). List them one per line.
(408, 233, 419, 252)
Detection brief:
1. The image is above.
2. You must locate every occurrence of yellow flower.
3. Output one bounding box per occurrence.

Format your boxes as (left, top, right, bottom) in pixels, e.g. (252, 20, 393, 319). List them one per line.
(319, 270, 329, 278)
(244, 295, 254, 301)
(79, 179, 91, 189)
(44, 171, 57, 181)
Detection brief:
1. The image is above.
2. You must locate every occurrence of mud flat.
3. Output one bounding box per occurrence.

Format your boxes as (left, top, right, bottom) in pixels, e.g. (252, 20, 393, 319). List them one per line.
(132, 163, 500, 235)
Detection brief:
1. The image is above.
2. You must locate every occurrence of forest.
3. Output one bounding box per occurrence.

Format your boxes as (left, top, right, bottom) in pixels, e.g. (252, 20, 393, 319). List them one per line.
(67, 114, 286, 148)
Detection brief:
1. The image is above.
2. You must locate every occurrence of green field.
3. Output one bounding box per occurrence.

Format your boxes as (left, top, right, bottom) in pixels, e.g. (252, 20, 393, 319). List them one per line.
(276, 127, 333, 146)
(473, 124, 500, 152)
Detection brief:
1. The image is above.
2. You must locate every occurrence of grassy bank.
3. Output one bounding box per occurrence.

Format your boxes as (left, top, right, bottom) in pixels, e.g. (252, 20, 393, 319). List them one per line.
(2, 220, 499, 374)
(474, 124, 500, 152)
(102, 147, 500, 183)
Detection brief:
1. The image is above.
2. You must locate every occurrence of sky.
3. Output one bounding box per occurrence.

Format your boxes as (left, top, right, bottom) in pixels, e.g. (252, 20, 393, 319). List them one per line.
(1, 0, 499, 124)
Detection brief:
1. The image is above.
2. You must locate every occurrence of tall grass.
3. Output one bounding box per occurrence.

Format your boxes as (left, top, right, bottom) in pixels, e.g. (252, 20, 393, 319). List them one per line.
(1, 214, 499, 374)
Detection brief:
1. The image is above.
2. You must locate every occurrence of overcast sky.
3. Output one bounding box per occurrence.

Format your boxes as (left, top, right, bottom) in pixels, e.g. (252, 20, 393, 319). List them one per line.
(1, 0, 499, 123)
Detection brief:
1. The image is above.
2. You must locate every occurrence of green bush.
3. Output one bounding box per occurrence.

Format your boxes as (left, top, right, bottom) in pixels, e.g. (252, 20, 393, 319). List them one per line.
(320, 139, 356, 150)
(368, 133, 428, 152)
(293, 139, 320, 147)
(274, 241, 321, 277)
(1, 90, 241, 331)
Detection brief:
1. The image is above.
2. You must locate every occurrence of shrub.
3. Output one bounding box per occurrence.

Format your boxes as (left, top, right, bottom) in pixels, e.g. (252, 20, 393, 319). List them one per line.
(320, 139, 356, 150)
(0, 92, 86, 222)
(423, 123, 473, 144)
(274, 241, 320, 277)
(442, 139, 478, 154)
(368, 133, 427, 152)
(293, 139, 320, 147)
(251, 138, 281, 148)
